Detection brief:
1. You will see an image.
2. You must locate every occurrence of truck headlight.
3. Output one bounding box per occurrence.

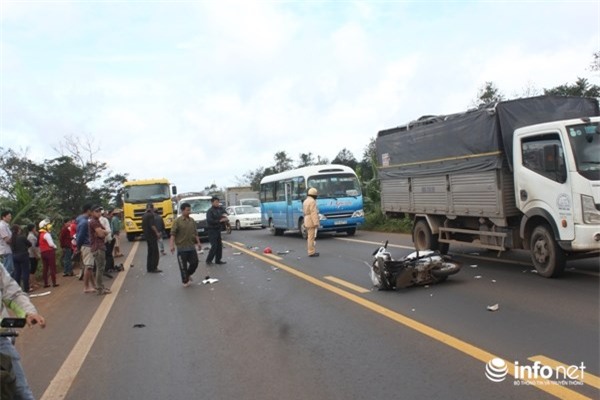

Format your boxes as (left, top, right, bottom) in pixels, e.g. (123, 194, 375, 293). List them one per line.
(352, 209, 364, 218)
(582, 195, 600, 224)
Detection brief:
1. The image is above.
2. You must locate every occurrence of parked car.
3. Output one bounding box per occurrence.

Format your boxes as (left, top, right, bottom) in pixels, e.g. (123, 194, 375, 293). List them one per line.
(225, 205, 263, 230)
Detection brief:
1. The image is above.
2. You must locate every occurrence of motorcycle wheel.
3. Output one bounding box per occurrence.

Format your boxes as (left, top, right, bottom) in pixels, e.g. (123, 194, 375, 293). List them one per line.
(375, 258, 392, 290)
(431, 259, 461, 278)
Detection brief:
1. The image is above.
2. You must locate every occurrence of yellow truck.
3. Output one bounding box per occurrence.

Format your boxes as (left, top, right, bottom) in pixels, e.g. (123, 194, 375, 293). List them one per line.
(122, 178, 177, 241)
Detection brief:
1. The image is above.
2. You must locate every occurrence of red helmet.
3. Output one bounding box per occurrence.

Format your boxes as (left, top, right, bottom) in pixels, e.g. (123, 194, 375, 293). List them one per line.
(263, 247, 272, 254)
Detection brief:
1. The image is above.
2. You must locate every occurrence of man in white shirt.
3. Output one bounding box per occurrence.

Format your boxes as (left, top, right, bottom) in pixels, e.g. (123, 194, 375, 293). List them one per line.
(0, 211, 14, 276)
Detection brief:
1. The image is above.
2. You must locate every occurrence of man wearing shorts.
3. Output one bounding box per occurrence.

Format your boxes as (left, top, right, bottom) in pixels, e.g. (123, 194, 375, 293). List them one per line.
(76, 203, 96, 293)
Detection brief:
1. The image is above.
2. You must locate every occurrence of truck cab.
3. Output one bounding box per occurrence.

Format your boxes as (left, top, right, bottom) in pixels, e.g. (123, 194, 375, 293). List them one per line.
(513, 117, 600, 275)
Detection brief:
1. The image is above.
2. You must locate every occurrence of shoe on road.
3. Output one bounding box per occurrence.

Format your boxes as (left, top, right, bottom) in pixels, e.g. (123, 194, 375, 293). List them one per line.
(308, 252, 320, 257)
(215, 261, 227, 265)
(148, 269, 163, 273)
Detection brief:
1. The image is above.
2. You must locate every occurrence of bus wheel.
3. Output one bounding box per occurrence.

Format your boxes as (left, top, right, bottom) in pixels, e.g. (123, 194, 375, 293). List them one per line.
(530, 224, 566, 278)
(299, 219, 307, 239)
(269, 220, 283, 236)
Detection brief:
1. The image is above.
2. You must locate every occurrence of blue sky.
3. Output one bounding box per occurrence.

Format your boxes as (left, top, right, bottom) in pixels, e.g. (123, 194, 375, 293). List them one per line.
(1, 1, 598, 193)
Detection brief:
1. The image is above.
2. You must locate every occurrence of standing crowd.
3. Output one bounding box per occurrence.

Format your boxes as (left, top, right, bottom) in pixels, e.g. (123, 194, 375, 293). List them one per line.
(0, 205, 125, 297)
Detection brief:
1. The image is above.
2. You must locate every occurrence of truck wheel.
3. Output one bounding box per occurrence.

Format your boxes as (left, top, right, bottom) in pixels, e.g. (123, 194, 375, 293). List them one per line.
(298, 219, 307, 239)
(413, 220, 438, 251)
(530, 224, 566, 278)
(126, 233, 135, 242)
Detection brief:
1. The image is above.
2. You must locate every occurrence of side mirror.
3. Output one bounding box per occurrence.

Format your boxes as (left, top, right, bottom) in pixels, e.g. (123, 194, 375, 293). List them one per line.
(172, 185, 177, 195)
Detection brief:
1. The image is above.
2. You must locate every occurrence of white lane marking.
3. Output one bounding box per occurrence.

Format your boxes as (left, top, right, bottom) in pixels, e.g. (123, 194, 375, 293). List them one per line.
(40, 242, 139, 400)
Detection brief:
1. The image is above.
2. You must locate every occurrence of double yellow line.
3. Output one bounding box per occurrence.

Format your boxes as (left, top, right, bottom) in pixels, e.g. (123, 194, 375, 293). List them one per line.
(227, 241, 598, 400)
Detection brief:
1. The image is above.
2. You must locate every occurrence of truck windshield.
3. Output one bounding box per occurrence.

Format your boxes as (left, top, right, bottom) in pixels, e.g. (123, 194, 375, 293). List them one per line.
(124, 184, 170, 203)
(307, 173, 362, 199)
(189, 199, 212, 214)
(567, 122, 600, 181)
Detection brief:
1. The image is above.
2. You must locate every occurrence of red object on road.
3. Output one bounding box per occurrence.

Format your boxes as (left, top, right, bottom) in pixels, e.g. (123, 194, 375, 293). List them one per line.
(263, 247, 272, 254)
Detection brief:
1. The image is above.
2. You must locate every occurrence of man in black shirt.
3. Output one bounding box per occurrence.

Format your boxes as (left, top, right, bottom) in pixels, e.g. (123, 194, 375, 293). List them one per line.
(141, 203, 162, 273)
(205, 197, 228, 265)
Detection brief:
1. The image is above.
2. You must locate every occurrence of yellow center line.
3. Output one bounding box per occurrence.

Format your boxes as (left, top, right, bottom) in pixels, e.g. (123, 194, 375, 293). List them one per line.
(324, 276, 370, 294)
(226, 240, 591, 400)
(41, 242, 140, 400)
(529, 355, 600, 389)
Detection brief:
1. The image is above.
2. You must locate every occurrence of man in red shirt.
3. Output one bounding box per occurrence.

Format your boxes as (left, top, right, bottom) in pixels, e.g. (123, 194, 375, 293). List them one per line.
(59, 218, 75, 277)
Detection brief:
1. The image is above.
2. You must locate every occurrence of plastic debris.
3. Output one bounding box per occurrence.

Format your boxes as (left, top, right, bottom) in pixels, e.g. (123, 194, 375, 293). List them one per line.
(491, 280, 497, 283)
(487, 304, 499, 312)
(276, 250, 290, 255)
(263, 247, 272, 254)
(271, 266, 279, 271)
(202, 278, 219, 284)
(411, 308, 416, 312)
(30, 291, 51, 298)
(470, 264, 478, 268)
(531, 270, 538, 274)
(133, 324, 146, 328)
(474, 275, 482, 279)
(232, 252, 242, 255)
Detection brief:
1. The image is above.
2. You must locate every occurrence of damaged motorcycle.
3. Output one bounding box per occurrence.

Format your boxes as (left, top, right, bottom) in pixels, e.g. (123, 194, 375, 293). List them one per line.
(370, 240, 461, 290)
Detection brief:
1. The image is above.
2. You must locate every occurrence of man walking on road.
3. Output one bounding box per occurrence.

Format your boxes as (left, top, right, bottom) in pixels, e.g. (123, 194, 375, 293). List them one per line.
(205, 197, 227, 265)
(142, 203, 162, 273)
(303, 187, 320, 257)
(170, 202, 201, 287)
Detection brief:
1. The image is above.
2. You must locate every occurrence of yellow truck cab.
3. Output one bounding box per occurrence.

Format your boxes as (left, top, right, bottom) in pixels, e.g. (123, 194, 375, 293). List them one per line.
(122, 178, 177, 241)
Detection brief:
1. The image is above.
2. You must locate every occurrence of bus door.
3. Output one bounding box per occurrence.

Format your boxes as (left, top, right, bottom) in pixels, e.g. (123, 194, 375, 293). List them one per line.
(285, 181, 293, 229)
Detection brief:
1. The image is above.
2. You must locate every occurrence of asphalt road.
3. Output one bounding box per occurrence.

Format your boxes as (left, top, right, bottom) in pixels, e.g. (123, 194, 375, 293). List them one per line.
(16, 229, 600, 400)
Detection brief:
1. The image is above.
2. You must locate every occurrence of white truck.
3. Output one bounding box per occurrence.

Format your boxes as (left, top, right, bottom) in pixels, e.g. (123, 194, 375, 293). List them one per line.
(175, 195, 213, 240)
(377, 95, 600, 277)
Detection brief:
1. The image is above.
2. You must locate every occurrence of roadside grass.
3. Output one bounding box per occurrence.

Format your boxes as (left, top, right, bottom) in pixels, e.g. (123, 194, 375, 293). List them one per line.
(362, 209, 412, 234)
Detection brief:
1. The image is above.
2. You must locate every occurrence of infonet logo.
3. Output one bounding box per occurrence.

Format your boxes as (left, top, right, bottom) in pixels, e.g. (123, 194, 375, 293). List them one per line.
(485, 358, 509, 382)
(485, 358, 586, 386)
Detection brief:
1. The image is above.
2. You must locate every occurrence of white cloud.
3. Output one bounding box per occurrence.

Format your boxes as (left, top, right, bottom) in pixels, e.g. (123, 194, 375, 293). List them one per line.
(1, 1, 598, 193)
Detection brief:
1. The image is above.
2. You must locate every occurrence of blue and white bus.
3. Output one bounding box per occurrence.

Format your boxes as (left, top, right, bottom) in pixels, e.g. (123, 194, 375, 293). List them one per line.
(260, 164, 365, 237)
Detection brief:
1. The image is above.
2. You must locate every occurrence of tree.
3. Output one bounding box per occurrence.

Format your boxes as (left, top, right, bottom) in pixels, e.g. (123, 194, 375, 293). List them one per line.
(332, 148, 358, 170)
(297, 153, 315, 168)
(315, 155, 329, 165)
(544, 77, 600, 97)
(273, 151, 293, 173)
(590, 51, 599, 72)
(473, 81, 504, 107)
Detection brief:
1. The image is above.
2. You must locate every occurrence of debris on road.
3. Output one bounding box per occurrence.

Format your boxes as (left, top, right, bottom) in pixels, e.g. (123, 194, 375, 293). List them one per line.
(202, 278, 219, 284)
(133, 324, 146, 328)
(30, 291, 51, 298)
(263, 247, 272, 254)
(469, 264, 478, 268)
(487, 304, 499, 312)
(474, 275, 482, 279)
(232, 252, 242, 255)
(271, 266, 279, 271)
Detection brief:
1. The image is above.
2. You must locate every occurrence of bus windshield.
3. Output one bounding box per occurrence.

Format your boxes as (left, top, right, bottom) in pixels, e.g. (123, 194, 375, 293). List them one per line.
(124, 184, 171, 203)
(567, 122, 600, 180)
(307, 173, 362, 199)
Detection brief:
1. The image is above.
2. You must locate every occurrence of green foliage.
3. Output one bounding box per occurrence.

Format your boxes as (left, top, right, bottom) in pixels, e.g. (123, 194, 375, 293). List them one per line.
(0, 144, 127, 226)
(362, 205, 412, 233)
(543, 77, 600, 97)
(332, 148, 357, 170)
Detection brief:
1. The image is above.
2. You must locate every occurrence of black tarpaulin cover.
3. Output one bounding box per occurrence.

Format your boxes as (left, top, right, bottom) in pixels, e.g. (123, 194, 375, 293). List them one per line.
(377, 95, 599, 179)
